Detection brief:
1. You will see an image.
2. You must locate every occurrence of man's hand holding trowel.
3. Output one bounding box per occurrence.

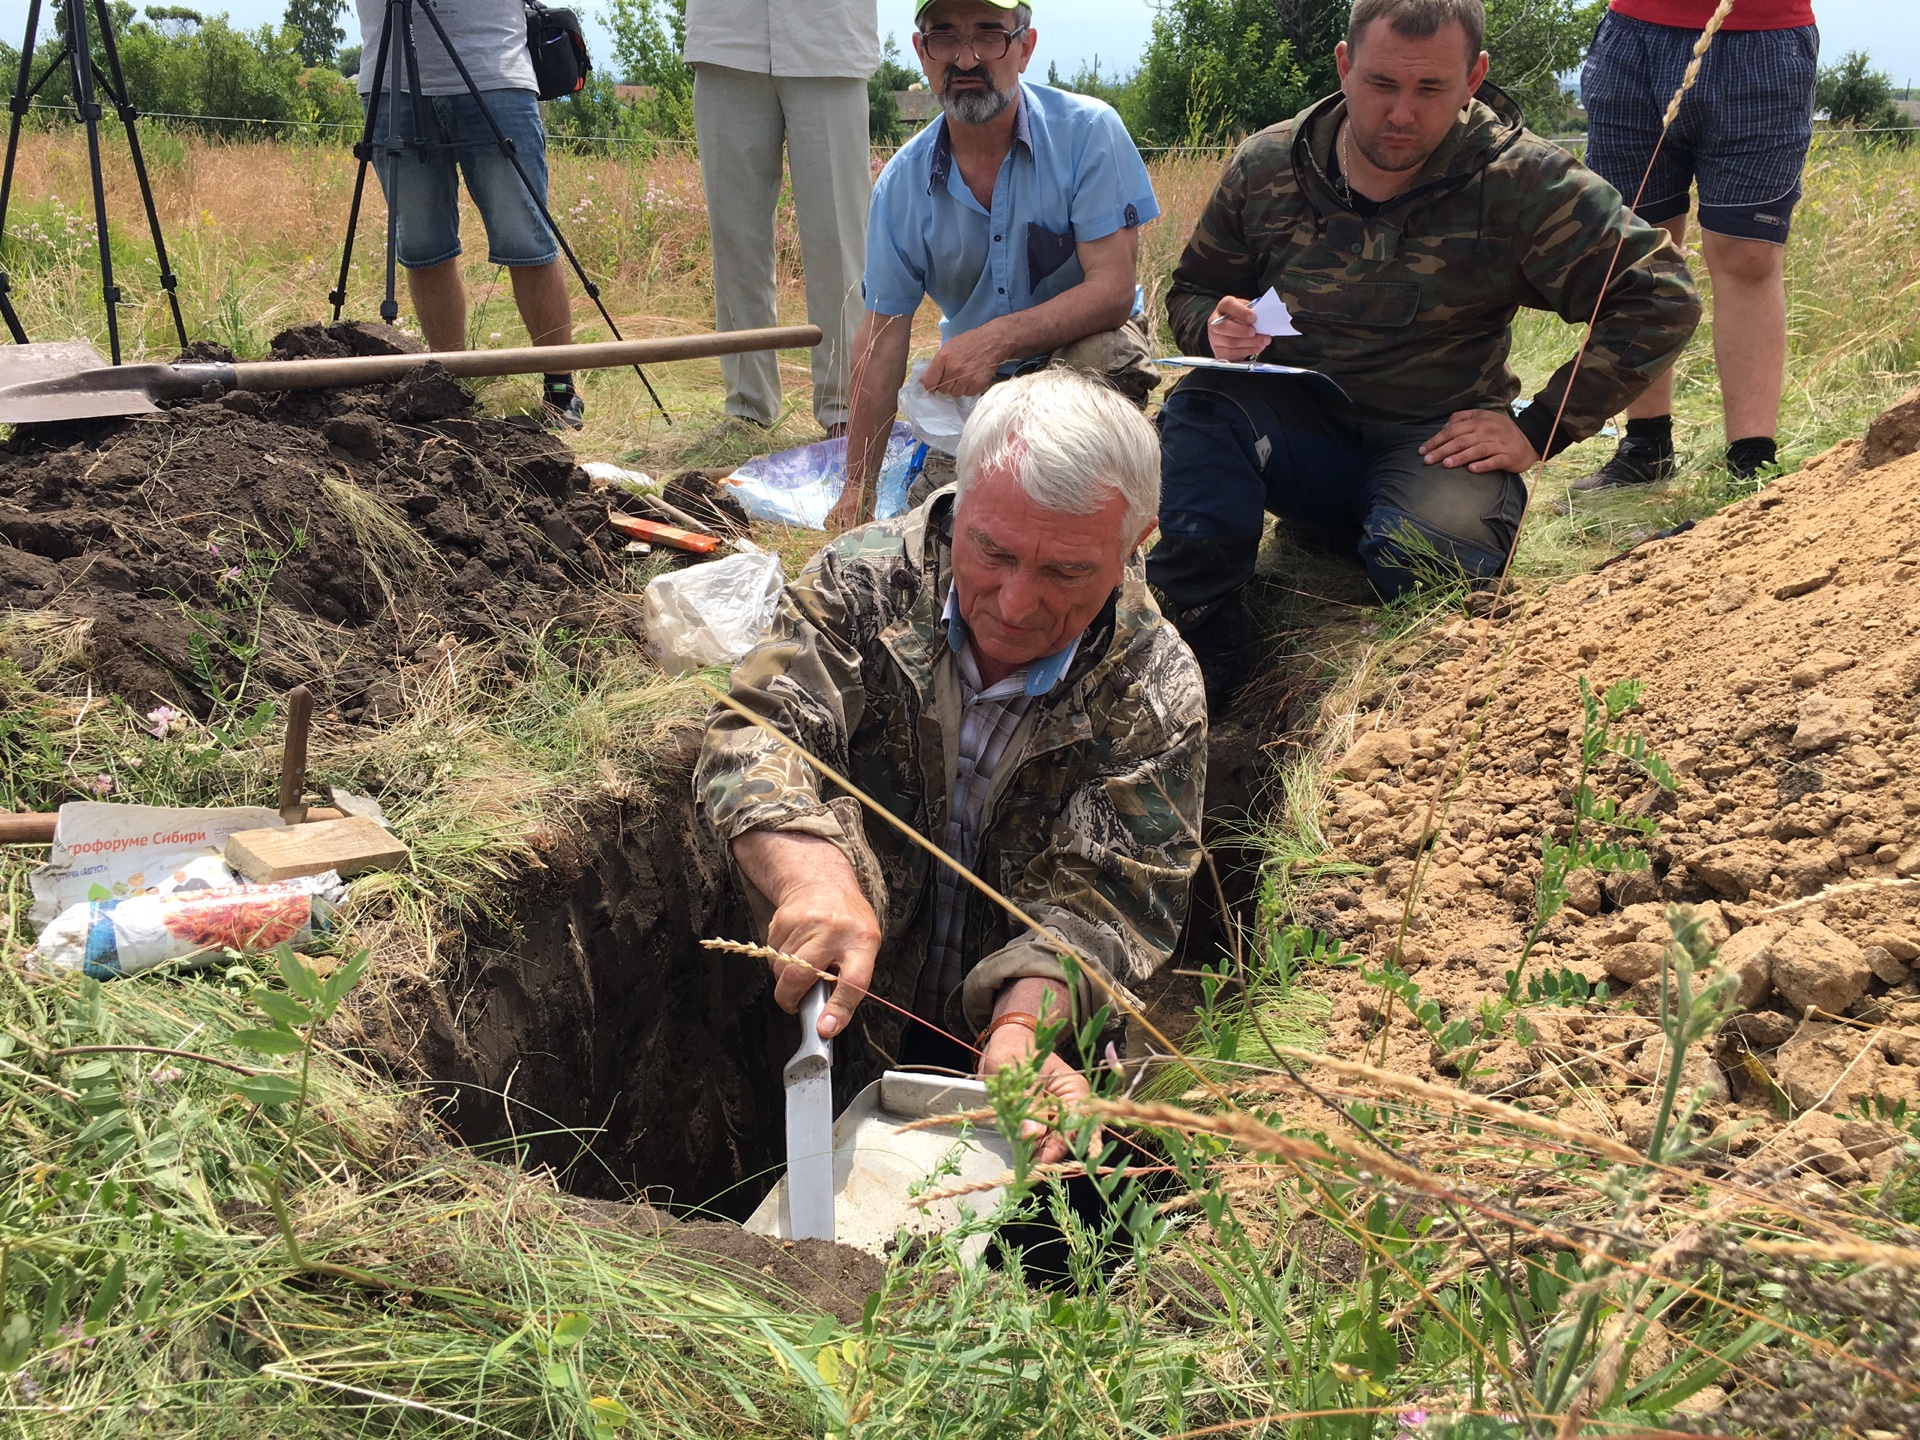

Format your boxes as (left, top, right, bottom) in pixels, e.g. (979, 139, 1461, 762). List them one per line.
(735, 830, 1090, 1167)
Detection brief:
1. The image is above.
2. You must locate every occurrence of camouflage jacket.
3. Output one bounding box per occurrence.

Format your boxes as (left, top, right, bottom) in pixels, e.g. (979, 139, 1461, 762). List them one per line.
(695, 489, 1207, 1064)
(1165, 83, 1701, 453)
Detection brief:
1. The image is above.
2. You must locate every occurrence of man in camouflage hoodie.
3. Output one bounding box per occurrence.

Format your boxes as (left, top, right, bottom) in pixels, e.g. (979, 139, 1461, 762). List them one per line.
(1147, 0, 1701, 707)
(697, 370, 1205, 1161)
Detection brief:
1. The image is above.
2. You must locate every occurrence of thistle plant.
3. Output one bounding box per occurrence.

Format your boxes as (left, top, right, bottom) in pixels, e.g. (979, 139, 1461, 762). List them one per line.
(1535, 904, 1742, 1427)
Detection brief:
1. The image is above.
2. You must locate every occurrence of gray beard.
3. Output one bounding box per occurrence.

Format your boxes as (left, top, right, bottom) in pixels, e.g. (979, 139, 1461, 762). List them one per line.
(939, 76, 1018, 126)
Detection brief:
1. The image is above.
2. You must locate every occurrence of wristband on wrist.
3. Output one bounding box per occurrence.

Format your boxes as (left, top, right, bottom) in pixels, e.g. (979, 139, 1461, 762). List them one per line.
(978, 1011, 1041, 1046)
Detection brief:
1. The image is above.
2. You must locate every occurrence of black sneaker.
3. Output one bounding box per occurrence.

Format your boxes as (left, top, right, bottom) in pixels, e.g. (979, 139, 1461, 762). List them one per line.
(1571, 434, 1675, 492)
(543, 380, 584, 431)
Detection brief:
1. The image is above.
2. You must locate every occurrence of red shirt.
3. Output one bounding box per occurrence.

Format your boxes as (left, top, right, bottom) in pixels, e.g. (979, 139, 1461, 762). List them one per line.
(1609, 0, 1815, 29)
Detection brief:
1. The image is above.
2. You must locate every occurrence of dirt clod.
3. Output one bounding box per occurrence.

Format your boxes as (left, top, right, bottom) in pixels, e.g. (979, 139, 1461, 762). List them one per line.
(1861, 382, 1920, 468)
(387, 361, 474, 424)
(1771, 918, 1873, 1016)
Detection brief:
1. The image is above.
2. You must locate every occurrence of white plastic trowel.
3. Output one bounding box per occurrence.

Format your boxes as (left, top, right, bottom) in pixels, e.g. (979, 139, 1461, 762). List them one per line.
(754, 995, 1016, 1259)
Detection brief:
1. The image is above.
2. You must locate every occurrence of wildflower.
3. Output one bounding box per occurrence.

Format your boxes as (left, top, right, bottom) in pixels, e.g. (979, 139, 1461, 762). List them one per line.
(91, 773, 115, 796)
(16, 1373, 39, 1399)
(205, 539, 220, 556)
(146, 704, 181, 739)
(150, 1065, 184, 1084)
(1393, 1407, 1428, 1439)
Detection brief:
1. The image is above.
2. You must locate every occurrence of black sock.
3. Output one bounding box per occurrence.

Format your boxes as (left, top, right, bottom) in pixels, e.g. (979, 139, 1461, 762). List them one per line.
(543, 373, 575, 400)
(1726, 435, 1777, 480)
(1624, 414, 1673, 450)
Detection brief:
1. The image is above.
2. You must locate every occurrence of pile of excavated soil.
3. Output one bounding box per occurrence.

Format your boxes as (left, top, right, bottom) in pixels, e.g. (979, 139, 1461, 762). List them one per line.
(0, 322, 640, 722)
(1302, 393, 1920, 1188)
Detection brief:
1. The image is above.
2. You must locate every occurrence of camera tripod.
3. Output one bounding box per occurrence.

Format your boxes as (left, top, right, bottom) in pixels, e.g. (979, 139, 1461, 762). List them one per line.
(331, 0, 665, 417)
(0, 0, 190, 363)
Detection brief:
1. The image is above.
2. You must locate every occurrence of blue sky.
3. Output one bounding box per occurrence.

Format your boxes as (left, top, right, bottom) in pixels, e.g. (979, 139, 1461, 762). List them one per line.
(878, 0, 1920, 92)
(2, 0, 1916, 98)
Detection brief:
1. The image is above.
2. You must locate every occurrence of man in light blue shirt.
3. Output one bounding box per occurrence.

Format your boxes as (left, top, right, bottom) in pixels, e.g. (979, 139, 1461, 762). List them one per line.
(827, 0, 1161, 527)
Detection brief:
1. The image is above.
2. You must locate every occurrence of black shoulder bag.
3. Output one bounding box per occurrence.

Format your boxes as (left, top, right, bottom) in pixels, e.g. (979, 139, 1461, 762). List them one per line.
(525, 0, 591, 101)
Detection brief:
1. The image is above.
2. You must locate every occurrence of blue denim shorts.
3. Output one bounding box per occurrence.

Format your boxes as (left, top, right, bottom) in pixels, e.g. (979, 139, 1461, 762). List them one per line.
(366, 88, 558, 268)
(1581, 11, 1818, 244)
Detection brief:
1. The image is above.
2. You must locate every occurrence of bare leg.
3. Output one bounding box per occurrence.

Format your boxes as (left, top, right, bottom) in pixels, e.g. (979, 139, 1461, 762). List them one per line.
(1625, 213, 1688, 420)
(509, 259, 573, 349)
(405, 259, 469, 353)
(1700, 228, 1787, 441)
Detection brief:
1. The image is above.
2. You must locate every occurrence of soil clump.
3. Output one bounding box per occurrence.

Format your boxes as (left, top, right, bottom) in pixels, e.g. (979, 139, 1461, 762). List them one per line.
(0, 321, 642, 723)
(567, 1200, 887, 1324)
(1301, 427, 1920, 1186)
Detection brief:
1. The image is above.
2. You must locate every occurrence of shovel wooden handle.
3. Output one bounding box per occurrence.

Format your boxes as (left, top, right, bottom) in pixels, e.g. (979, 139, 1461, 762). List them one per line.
(219, 326, 824, 396)
(0, 326, 825, 423)
(0, 813, 57, 844)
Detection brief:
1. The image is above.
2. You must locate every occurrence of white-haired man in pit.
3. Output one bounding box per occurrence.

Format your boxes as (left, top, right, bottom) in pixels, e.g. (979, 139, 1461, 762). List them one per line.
(697, 369, 1207, 1161)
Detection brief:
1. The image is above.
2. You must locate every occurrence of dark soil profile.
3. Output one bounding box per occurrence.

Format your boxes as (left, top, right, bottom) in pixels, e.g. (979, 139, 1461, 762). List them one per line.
(0, 321, 642, 723)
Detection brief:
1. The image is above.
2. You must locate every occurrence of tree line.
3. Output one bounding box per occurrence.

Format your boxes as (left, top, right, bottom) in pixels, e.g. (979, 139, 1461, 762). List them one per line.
(0, 0, 1905, 151)
(0, 0, 361, 136)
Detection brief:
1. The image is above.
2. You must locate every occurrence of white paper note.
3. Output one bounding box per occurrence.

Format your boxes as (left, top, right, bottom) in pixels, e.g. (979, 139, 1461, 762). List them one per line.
(1250, 287, 1300, 337)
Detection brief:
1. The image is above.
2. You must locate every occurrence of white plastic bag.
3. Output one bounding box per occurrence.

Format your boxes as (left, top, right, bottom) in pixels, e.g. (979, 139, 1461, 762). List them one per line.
(724, 422, 923, 529)
(30, 872, 347, 979)
(643, 551, 785, 676)
(898, 359, 978, 455)
(581, 460, 659, 496)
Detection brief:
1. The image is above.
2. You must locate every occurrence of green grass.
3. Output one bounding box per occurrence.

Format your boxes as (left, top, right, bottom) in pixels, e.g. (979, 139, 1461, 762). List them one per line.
(2, 125, 1918, 1438)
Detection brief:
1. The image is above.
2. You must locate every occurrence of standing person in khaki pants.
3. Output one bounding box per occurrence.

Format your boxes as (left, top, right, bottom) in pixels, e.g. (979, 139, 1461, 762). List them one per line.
(685, 0, 878, 437)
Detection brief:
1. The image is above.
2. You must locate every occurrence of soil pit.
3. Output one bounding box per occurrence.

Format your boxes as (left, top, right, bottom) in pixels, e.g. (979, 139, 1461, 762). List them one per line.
(400, 778, 807, 1221)
(408, 761, 1271, 1221)
(0, 321, 643, 721)
(1301, 400, 1920, 1186)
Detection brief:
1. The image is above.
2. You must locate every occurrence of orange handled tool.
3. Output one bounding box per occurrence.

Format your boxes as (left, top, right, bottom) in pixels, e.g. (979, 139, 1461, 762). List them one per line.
(607, 511, 722, 554)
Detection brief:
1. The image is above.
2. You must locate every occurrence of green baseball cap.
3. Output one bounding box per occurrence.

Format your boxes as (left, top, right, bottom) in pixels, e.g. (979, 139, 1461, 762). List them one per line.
(913, 0, 1022, 20)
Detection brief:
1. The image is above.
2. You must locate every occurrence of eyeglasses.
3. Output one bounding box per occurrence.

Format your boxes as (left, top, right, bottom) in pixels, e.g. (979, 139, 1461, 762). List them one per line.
(918, 25, 1027, 62)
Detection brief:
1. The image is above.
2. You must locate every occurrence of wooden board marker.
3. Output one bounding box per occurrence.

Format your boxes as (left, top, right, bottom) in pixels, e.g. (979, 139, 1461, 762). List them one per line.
(225, 815, 410, 882)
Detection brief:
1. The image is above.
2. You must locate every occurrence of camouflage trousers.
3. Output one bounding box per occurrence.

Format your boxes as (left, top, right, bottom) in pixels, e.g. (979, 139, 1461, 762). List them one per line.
(905, 316, 1159, 508)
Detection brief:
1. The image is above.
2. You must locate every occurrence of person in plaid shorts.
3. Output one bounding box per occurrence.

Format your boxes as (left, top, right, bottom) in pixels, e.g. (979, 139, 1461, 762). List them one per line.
(1575, 0, 1818, 488)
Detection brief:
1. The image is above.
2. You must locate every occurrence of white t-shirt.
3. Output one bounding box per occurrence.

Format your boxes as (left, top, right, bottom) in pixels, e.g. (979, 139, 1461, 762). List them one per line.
(682, 0, 879, 80)
(355, 0, 538, 96)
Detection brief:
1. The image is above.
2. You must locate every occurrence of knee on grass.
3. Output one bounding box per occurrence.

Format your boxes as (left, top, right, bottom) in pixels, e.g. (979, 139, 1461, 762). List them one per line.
(1359, 508, 1511, 601)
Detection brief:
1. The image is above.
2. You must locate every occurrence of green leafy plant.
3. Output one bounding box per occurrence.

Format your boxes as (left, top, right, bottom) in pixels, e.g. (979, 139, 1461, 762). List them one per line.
(179, 525, 305, 717)
(1518, 676, 1675, 990)
(1533, 906, 1746, 1428)
(228, 944, 370, 1130)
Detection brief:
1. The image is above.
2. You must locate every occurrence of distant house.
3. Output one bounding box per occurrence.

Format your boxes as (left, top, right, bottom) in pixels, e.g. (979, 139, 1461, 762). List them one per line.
(613, 84, 659, 104)
(894, 89, 938, 130)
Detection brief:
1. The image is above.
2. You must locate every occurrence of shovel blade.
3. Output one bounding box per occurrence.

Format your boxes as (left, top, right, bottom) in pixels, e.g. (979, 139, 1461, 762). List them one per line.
(0, 342, 158, 425)
(783, 982, 836, 1242)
